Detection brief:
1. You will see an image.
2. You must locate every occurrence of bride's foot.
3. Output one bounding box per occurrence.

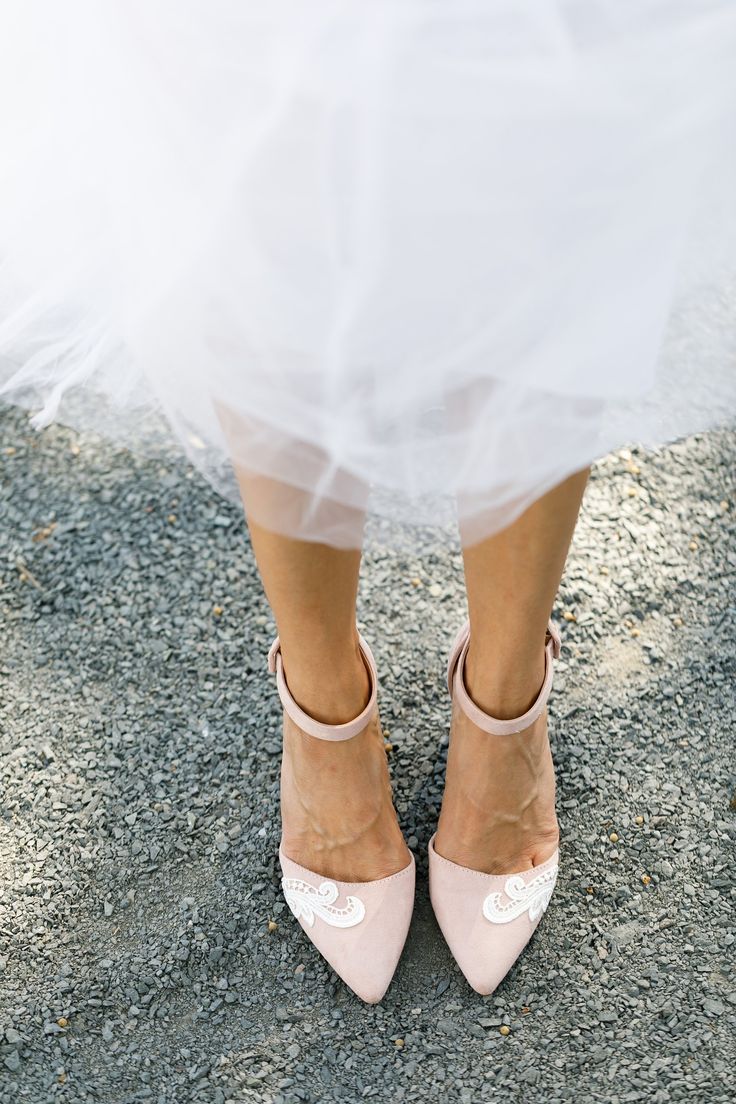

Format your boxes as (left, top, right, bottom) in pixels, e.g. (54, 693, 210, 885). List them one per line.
(271, 631, 415, 1004)
(428, 621, 561, 996)
(277, 637, 411, 883)
(434, 634, 559, 875)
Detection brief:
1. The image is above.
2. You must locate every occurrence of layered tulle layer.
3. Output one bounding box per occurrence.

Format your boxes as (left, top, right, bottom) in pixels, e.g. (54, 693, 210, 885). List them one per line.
(1, 1, 735, 546)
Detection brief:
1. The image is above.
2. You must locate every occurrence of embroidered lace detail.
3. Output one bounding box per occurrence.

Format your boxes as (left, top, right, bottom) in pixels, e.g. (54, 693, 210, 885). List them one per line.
(281, 877, 366, 928)
(482, 865, 558, 925)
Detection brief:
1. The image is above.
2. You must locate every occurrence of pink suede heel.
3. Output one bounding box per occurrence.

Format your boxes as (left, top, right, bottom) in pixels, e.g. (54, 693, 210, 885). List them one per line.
(269, 633, 415, 1004)
(428, 620, 561, 996)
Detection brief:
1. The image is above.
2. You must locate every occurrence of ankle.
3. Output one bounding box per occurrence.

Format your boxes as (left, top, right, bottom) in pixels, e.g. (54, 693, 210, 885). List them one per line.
(279, 635, 371, 725)
(463, 642, 546, 721)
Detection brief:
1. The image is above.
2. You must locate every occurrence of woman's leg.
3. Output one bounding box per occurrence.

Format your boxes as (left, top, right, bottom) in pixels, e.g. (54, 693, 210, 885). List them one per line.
(214, 397, 408, 881)
(246, 515, 369, 725)
(238, 506, 410, 883)
(435, 468, 590, 873)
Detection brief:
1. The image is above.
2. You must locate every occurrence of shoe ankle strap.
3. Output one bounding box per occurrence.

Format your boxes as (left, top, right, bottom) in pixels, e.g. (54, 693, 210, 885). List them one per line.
(267, 633, 378, 741)
(447, 619, 561, 735)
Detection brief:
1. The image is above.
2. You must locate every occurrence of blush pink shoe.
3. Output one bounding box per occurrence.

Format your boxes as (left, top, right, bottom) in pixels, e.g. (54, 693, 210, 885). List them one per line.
(428, 619, 561, 996)
(268, 633, 415, 1004)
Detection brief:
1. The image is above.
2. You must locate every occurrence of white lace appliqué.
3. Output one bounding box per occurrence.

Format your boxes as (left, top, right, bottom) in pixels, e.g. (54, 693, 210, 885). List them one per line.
(281, 877, 366, 928)
(482, 865, 558, 925)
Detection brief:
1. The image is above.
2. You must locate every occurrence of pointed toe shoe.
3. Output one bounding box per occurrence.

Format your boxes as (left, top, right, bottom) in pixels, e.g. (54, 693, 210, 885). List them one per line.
(428, 618, 562, 995)
(269, 631, 415, 1003)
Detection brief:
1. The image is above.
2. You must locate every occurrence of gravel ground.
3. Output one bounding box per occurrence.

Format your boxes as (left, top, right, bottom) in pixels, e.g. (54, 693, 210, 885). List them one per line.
(0, 400, 734, 1104)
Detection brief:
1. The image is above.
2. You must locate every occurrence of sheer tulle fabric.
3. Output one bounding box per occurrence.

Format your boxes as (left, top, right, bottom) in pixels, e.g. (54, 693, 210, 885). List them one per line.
(1, 1, 735, 547)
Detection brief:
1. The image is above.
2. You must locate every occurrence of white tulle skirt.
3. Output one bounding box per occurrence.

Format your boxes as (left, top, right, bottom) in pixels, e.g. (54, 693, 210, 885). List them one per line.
(1, 1, 735, 547)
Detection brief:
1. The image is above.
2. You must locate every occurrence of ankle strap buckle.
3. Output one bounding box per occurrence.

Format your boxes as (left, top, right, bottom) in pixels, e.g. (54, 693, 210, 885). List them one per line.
(267, 635, 281, 674)
(546, 620, 562, 660)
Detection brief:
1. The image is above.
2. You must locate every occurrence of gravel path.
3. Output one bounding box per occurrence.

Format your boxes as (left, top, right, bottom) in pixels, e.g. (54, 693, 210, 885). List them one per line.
(1, 401, 734, 1104)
